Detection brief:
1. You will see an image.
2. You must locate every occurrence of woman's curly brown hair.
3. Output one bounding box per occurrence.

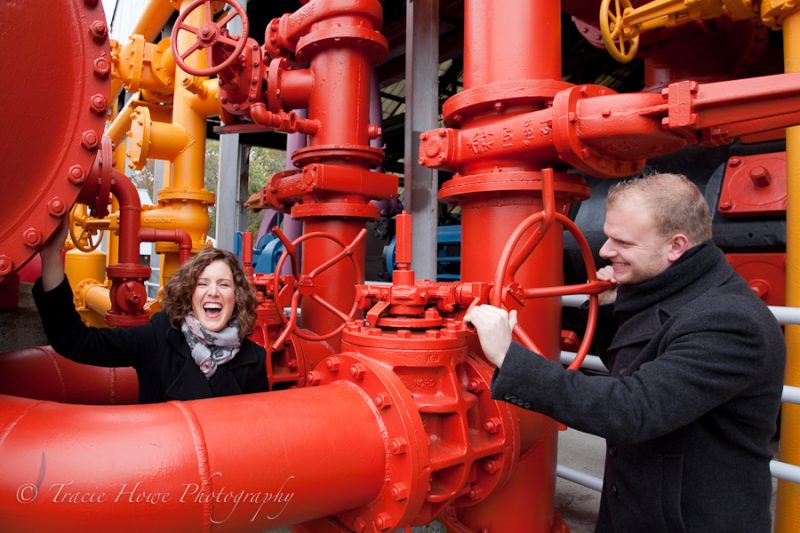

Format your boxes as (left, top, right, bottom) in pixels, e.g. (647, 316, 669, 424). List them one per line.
(162, 248, 257, 337)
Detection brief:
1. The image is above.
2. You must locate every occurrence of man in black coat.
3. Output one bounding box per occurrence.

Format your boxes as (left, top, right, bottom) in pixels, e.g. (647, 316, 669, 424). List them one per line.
(465, 173, 785, 532)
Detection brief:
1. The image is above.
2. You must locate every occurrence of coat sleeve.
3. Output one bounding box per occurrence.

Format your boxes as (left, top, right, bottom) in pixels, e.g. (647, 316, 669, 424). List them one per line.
(32, 277, 152, 368)
(491, 303, 781, 443)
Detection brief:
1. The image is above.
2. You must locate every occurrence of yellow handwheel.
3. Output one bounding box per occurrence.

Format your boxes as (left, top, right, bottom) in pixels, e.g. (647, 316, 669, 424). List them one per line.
(600, 0, 640, 63)
(68, 203, 105, 252)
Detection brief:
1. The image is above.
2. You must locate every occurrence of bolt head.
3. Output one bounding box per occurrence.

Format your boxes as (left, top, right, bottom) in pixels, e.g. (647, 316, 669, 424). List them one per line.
(93, 57, 111, 78)
(68, 165, 86, 185)
(23, 228, 43, 248)
(48, 197, 66, 217)
(0, 255, 14, 276)
(81, 131, 99, 151)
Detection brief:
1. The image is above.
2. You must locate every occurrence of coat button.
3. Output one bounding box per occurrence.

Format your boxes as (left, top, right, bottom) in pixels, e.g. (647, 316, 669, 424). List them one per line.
(611, 484, 619, 497)
(608, 445, 617, 457)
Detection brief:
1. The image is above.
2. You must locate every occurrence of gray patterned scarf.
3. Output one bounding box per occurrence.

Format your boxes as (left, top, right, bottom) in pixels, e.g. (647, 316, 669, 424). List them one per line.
(181, 313, 241, 379)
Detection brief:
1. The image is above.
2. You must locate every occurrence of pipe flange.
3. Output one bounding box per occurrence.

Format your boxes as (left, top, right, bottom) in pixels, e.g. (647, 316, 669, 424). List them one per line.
(295, 26, 388, 65)
(439, 170, 589, 204)
(127, 107, 151, 171)
(0, 0, 108, 280)
(157, 187, 216, 205)
(291, 201, 379, 220)
(442, 79, 573, 127)
(292, 144, 385, 169)
(310, 352, 429, 533)
(551, 84, 645, 178)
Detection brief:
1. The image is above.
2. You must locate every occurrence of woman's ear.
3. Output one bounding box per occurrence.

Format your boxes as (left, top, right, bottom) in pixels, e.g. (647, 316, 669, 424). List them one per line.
(667, 233, 690, 262)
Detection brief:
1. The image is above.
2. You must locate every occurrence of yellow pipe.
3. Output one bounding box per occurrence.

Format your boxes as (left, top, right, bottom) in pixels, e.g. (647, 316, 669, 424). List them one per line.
(133, 0, 178, 42)
(106, 98, 137, 148)
(775, 10, 800, 533)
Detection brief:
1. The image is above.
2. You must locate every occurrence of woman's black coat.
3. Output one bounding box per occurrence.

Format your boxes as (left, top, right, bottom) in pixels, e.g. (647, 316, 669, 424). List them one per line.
(491, 243, 785, 532)
(33, 277, 268, 403)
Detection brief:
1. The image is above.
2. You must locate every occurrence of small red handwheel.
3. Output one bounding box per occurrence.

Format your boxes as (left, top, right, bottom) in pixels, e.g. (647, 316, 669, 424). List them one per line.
(171, 0, 249, 77)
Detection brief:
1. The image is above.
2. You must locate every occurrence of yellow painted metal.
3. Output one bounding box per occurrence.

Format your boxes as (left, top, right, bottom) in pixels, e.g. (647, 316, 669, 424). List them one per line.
(126, 106, 190, 170)
(184, 78, 222, 118)
(775, 11, 800, 533)
(113, 36, 175, 98)
(64, 250, 108, 327)
(599, 0, 758, 62)
(106, 97, 136, 148)
(762, 0, 800, 29)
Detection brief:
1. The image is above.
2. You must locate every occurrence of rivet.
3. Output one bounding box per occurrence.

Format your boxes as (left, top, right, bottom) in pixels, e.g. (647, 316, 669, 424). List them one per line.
(93, 57, 111, 78)
(729, 157, 742, 167)
(719, 200, 732, 211)
(68, 165, 86, 185)
(467, 379, 482, 393)
(23, 228, 43, 248)
(48, 197, 66, 217)
(602, 109, 612, 117)
(81, 131, 99, 151)
(306, 371, 321, 386)
(0, 255, 14, 276)
(90, 93, 108, 114)
(493, 101, 504, 112)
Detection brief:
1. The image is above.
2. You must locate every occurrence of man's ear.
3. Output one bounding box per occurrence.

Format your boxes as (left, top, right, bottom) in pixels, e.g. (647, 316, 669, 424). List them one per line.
(667, 234, 690, 262)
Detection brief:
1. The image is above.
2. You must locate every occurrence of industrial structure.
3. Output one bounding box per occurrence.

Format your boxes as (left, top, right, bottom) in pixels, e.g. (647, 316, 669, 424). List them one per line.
(1, 0, 799, 531)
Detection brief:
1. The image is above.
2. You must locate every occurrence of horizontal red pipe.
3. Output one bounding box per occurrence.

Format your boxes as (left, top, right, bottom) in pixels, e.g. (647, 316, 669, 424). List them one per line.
(0, 346, 138, 404)
(138, 228, 192, 263)
(0, 382, 385, 532)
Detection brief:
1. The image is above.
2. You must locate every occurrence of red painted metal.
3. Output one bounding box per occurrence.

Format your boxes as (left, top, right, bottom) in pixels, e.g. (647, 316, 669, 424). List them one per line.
(726, 253, 786, 307)
(0, 385, 387, 532)
(212, 0, 398, 350)
(0, 346, 138, 404)
(171, 0, 248, 78)
(0, 0, 108, 281)
(719, 153, 787, 217)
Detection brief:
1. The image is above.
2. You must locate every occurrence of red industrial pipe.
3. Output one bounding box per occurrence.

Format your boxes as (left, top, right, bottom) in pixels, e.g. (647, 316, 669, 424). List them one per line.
(424, 0, 591, 530)
(0, 383, 386, 532)
(0, 346, 137, 404)
(138, 228, 193, 264)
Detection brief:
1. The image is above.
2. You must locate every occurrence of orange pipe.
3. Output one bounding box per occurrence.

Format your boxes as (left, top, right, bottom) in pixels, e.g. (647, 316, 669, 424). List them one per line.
(138, 228, 193, 263)
(0, 382, 385, 532)
(0, 346, 137, 404)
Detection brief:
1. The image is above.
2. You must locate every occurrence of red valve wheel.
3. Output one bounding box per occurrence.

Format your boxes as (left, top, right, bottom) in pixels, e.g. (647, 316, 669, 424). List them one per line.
(491, 172, 612, 370)
(270, 228, 366, 351)
(171, 0, 248, 77)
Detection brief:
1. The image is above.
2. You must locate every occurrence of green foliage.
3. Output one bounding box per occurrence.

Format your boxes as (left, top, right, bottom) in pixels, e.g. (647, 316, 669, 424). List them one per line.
(203, 139, 286, 239)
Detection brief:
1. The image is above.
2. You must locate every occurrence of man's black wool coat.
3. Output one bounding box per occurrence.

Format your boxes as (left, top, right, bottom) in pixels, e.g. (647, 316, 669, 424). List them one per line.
(491, 243, 785, 532)
(33, 277, 268, 403)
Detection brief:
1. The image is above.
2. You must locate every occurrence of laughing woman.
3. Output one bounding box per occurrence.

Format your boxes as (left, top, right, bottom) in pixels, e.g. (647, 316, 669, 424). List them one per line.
(33, 222, 268, 403)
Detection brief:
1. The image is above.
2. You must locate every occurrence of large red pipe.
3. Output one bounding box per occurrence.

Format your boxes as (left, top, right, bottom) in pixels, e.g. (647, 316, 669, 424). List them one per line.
(0, 347, 137, 404)
(0, 382, 385, 532)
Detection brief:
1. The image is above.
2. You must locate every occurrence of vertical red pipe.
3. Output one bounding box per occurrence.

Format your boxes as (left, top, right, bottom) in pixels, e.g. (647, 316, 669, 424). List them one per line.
(453, 0, 565, 531)
(300, 26, 374, 345)
(463, 0, 561, 86)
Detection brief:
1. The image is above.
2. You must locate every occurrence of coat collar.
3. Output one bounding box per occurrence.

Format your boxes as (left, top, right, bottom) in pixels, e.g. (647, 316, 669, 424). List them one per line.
(613, 242, 734, 322)
(163, 319, 258, 400)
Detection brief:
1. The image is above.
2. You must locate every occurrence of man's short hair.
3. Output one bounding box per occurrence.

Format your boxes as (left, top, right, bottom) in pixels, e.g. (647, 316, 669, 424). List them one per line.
(606, 173, 712, 245)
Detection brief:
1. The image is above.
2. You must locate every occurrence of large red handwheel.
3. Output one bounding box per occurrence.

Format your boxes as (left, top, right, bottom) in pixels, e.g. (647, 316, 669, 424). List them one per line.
(171, 0, 249, 77)
(493, 207, 612, 370)
(269, 228, 366, 351)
